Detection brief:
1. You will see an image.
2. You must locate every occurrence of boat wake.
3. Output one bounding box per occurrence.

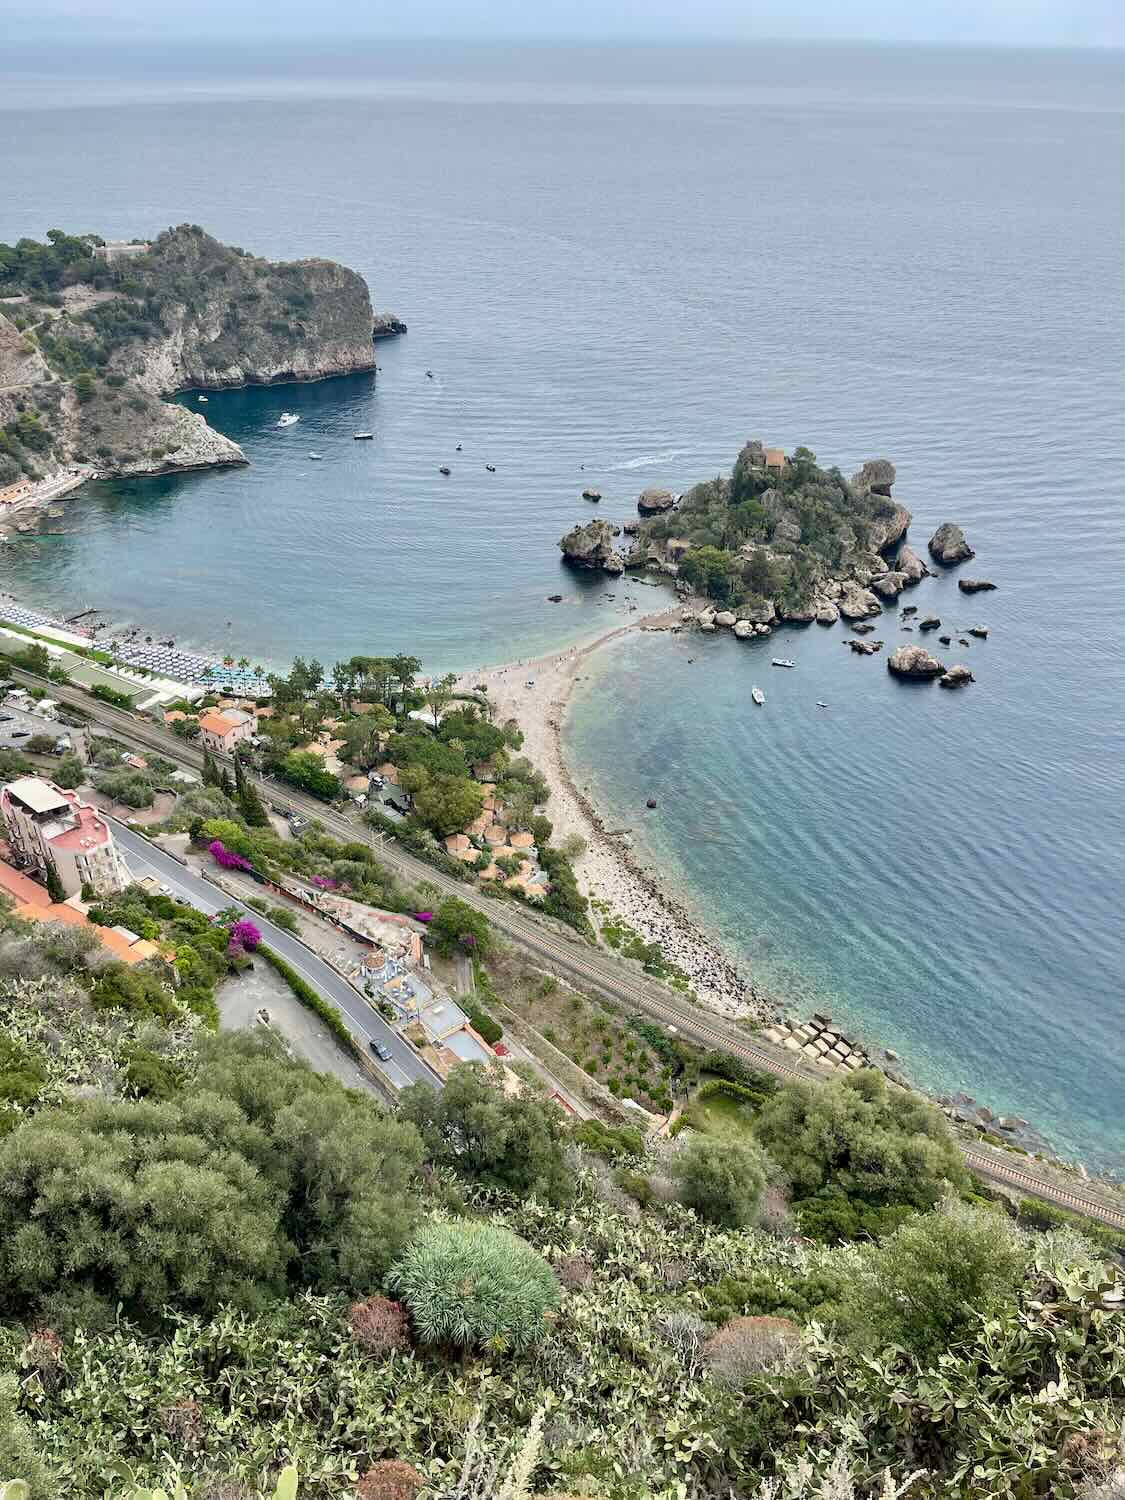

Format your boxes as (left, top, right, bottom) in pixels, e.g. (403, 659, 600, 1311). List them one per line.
(608, 447, 693, 471)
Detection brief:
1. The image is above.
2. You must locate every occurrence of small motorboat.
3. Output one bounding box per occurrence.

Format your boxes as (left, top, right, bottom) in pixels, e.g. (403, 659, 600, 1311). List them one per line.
(439, 465, 451, 476)
(771, 658, 795, 669)
(308, 452, 322, 461)
(277, 413, 299, 427)
(485, 464, 496, 473)
(197, 395, 208, 403)
(425, 370, 434, 379)
(751, 686, 765, 706)
(353, 432, 374, 440)
(455, 443, 462, 452)
(816, 701, 828, 709)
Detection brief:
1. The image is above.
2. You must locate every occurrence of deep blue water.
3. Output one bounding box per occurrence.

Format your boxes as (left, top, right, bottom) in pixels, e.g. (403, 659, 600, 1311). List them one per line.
(1, 40, 1122, 1167)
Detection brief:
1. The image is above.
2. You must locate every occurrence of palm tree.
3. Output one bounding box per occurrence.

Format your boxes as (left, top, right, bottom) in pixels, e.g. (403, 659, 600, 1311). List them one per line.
(238, 656, 250, 671)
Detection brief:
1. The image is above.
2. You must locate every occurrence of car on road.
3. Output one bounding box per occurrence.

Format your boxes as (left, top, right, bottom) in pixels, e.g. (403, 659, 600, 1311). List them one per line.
(369, 1039, 393, 1062)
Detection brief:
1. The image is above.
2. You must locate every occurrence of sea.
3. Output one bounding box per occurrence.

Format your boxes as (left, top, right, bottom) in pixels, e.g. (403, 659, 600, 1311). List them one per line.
(1, 40, 1122, 1170)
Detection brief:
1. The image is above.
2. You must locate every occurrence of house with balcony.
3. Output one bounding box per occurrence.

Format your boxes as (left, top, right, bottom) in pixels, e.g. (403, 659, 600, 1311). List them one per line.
(0, 776, 129, 897)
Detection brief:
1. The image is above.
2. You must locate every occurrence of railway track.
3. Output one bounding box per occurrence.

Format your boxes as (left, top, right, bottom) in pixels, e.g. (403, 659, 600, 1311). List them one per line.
(25, 672, 1125, 1232)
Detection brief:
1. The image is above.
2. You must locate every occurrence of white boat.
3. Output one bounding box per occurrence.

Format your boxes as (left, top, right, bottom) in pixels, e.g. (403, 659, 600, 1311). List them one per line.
(353, 432, 374, 440)
(197, 395, 208, 403)
(816, 701, 828, 709)
(751, 687, 765, 706)
(308, 452, 322, 461)
(276, 413, 299, 427)
(772, 658, 796, 669)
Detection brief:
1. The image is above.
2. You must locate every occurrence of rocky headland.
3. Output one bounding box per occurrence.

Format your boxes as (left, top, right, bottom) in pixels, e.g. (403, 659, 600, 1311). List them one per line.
(0, 225, 399, 486)
(554, 439, 991, 695)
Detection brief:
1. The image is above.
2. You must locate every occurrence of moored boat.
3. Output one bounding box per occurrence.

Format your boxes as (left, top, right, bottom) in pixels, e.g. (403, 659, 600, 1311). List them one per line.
(771, 658, 795, 668)
(751, 686, 765, 705)
(277, 413, 299, 427)
(353, 432, 374, 440)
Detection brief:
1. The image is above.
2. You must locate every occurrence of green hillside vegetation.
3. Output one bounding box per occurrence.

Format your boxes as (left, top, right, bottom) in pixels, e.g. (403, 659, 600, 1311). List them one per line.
(637, 443, 902, 610)
(0, 910, 1121, 1498)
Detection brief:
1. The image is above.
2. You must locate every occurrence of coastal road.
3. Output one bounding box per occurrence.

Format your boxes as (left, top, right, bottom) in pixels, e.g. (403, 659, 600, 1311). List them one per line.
(110, 820, 437, 1093)
(23, 673, 1125, 1231)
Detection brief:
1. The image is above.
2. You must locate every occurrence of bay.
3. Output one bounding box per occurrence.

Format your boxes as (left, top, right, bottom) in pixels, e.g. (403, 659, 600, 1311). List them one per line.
(1, 38, 1122, 1167)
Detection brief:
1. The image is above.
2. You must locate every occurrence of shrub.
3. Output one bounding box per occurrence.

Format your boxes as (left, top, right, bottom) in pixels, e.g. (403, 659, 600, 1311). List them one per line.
(346, 1295, 411, 1357)
(670, 1135, 768, 1228)
(467, 1003, 502, 1045)
(228, 918, 262, 952)
(355, 1461, 425, 1500)
(389, 1221, 560, 1353)
(574, 1118, 645, 1160)
(836, 1201, 1031, 1360)
(556, 1254, 593, 1290)
(702, 1315, 803, 1387)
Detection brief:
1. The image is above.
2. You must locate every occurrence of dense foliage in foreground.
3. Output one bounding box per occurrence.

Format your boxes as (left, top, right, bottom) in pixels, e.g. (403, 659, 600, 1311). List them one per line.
(1, 1189, 1121, 1499)
(1, 915, 1122, 1499)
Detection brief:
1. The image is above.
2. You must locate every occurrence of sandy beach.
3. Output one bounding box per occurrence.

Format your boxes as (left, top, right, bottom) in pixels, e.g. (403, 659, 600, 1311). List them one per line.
(455, 609, 771, 1020)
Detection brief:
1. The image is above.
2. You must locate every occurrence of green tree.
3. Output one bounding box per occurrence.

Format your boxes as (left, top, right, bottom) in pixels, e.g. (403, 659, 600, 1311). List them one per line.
(278, 750, 340, 801)
(679, 545, 737, 602)
(836, 1202, 1030, 1360)
(44, 859, 65, 904)
(427, 896, 491, 958)
(388, 1221, 560, 1353)
(670, 1136, 767, 1228)
(423, 671, 457, 729)
(239, 775, 270, 828)
(400, 1061, 574, 1206)
(754, 1069, 970, 1215)
(0, 1034, 425, 1330)
(73, 370, 96, 403)
(411, 773, 484, 837)
(339, 708, 393, 768)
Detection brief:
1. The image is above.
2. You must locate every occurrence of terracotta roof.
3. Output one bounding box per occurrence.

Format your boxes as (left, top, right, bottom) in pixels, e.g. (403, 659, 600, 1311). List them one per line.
(484, 824, 507, 845)
(198, 711, 241, 735)
(764, 447, 786, 467)
(509, 830, 535, 849)
(0, 860, 51, 907)
(162, 710, 189, 724)
(0, 865, 156, 964)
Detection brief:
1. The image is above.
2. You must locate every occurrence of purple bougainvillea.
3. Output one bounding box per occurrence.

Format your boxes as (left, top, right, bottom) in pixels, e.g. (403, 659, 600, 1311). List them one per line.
(413, 911, 434, 923)
(312, 874, 339, 890)
(208, 840, 252, 872)
(228, 919, 262, 952)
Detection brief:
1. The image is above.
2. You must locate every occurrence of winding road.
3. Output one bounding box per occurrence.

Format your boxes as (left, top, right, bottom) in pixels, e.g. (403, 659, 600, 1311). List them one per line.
(23, 671, 1125, 1232)
(111, 819, 439, 1092)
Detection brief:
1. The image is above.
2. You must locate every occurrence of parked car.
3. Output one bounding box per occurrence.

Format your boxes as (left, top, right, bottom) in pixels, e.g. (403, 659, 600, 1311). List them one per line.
(369, 1039, 393, 1063)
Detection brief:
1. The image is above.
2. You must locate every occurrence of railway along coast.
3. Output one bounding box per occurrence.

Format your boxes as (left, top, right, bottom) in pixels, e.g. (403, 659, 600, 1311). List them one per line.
(14, 666, 1125, 1233)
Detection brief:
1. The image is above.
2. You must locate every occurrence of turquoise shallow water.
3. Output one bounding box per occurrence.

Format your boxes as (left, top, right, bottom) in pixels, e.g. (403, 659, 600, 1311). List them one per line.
(1, 39, 1122, 1167)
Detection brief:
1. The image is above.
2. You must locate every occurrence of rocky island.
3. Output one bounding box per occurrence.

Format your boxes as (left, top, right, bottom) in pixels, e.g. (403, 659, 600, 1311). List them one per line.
(562, 441, 921, 615)
(0, 225, 398, 486)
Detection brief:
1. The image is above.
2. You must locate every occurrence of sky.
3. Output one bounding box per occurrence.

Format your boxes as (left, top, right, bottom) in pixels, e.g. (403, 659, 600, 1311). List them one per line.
(2, 0, 1123, 47)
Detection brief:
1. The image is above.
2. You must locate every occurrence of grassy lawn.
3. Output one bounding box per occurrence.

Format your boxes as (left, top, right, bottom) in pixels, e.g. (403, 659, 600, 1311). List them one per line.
(677, 1078, 762, 1142)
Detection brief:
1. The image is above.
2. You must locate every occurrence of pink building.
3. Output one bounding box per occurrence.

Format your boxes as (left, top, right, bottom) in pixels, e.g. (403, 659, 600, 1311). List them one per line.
(198, 708, 256, 753)
(1, 777, 129, 898)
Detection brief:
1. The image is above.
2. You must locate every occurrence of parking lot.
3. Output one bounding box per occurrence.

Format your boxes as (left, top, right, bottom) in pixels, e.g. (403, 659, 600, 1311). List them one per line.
(0, 700, 76, 756)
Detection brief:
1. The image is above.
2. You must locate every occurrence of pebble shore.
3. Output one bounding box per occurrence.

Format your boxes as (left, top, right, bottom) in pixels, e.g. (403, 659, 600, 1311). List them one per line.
(456, 613, 773, 1020)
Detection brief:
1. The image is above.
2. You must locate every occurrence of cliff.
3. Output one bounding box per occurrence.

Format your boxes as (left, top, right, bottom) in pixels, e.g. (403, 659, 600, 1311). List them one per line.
(0, 225, 392, 485)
